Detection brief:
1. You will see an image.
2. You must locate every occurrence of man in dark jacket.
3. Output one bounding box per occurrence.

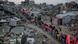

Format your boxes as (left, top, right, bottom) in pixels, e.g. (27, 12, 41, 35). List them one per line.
(21, 35, 28, 44)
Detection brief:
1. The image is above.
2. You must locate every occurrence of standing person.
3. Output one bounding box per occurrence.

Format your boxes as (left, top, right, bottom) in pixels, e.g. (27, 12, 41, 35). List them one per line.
(4, 17, 17, 37)
(8, 17, 17, 32)
(21, 28, 28, 44)
(34, 17, 37, 25)
(50, 18, 52, 25)
(76, 36, 78, 44)
(37, 15, 41, 25)
(55, 29, 59, 39)
(42, 40, 46, 44)
(21, 34, 28, 44)
(72, 36, 76, 44)
(60, 33, 66, 44)
(66, 34, 70, 44)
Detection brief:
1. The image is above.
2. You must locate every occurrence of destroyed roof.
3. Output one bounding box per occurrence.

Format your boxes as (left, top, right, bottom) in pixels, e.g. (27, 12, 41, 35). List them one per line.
(0, 4, 16, 15)
(56, 12, 76, 18)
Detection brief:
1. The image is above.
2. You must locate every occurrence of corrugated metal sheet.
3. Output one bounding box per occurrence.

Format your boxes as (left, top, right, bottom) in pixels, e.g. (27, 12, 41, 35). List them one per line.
(56, 12, 76, 19)
(63, 15, 72, 24)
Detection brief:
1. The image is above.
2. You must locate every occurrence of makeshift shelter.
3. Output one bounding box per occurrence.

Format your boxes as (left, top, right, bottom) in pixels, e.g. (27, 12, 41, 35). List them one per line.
(56, 12, 76, 25)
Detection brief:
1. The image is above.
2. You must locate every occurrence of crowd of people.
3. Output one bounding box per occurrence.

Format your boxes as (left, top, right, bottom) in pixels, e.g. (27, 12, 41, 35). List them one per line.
(3, 13, 78, 44)
(24, 13, 78, 44)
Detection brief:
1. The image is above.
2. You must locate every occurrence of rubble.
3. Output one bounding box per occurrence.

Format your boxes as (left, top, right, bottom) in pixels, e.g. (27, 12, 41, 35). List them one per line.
(0, 0, 78, 44)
